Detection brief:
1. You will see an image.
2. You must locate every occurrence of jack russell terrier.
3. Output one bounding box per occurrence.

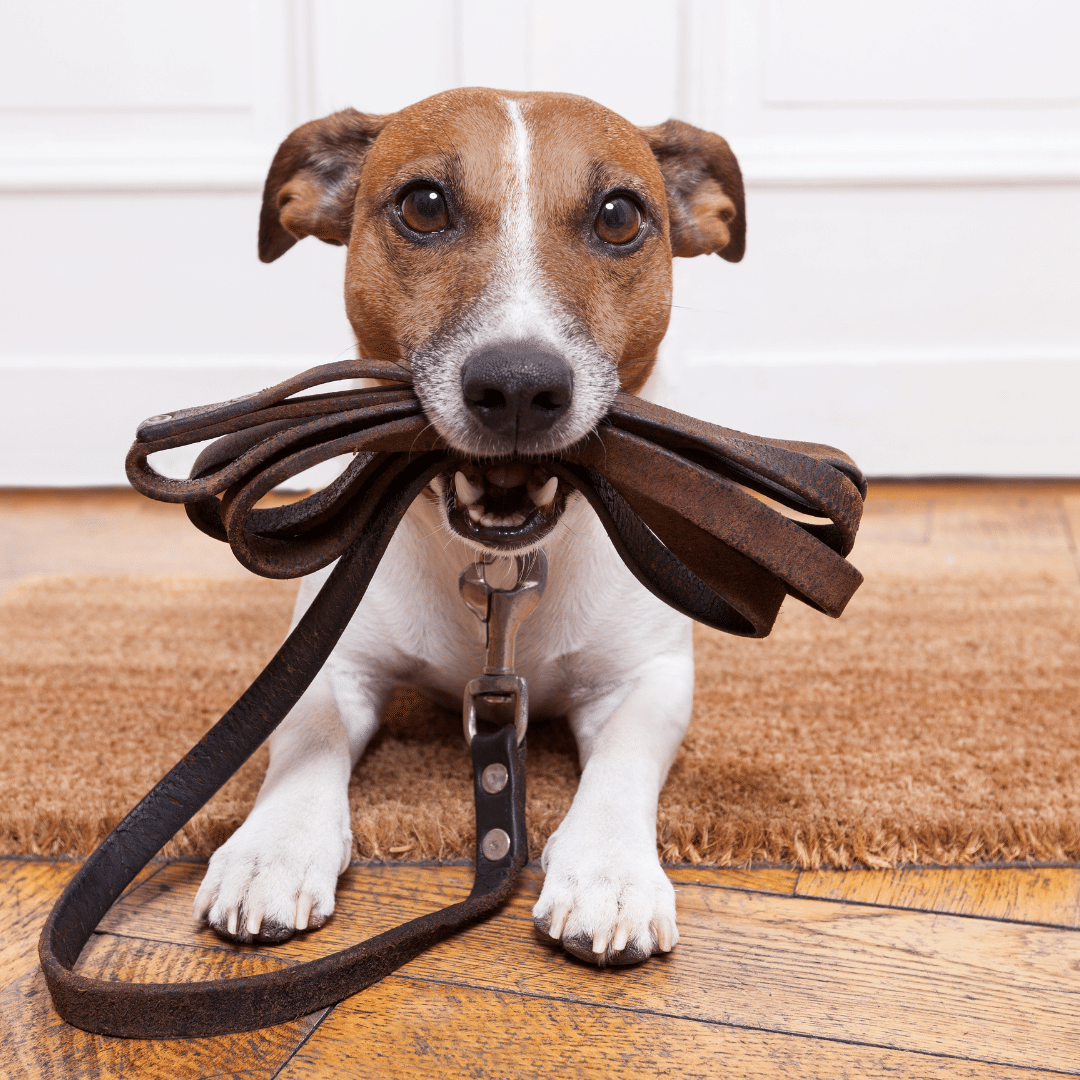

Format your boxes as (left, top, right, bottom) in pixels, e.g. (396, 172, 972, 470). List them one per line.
(193, 87, 745, 966)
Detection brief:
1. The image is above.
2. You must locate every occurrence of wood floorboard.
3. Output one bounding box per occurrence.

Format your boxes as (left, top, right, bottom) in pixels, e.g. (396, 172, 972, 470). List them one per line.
(0, 862, 81, 987)
(664, 866, 798, 894)
(4, 844, 1080, 1076)
(847, 482, 1080, 593)
(274, 975, 1066, 1080)
(1, 940, 325, 1080)
(797, 866, 1080, 927)
(0, 859, 325, 1079)
(1061, 495, 1080, 585)
(68, 861, 1080, 1076)
(0, 487, 298, 589)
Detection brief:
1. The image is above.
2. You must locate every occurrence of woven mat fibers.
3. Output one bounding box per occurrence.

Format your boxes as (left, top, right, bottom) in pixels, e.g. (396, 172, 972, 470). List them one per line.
(2, 548, 1078, 867)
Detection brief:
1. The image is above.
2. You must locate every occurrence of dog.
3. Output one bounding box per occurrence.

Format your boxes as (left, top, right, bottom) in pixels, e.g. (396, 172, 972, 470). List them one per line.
(192, 87, 745, 965)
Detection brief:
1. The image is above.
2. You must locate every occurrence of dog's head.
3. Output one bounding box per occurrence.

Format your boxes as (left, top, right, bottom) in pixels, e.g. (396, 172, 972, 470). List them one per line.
(259, 88, 744, 552)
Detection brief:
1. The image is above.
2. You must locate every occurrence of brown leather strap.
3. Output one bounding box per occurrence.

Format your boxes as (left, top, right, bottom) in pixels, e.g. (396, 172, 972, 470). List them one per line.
(123, 359, 866, 634)
(40, 360, 865, 1037)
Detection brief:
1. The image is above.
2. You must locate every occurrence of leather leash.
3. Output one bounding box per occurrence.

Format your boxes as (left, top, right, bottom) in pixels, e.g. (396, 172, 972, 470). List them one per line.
(39, 360, 866, 1038)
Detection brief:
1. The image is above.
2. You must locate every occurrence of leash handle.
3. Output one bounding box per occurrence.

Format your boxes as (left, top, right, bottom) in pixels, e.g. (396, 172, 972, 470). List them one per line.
(38, 456, 529, 1038)
(41, 724, 525, 1039)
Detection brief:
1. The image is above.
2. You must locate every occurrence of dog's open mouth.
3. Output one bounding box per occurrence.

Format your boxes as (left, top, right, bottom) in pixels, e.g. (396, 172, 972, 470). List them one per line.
(444, 460, 567, 550)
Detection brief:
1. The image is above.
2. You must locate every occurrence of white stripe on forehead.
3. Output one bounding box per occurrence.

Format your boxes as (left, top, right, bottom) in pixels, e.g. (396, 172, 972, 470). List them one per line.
(506, 98, 531, 201)
(494, 98, 558, 343)
(503, 99, 533, 265)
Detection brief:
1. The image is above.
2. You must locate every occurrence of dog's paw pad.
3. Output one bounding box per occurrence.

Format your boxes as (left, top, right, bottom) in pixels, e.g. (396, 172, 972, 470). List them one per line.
(254, 919, 295, 944)
(555, 930, 653, 967)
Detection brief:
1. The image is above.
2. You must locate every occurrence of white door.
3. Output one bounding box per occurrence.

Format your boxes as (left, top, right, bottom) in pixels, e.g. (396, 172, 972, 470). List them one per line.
(1, 0, 1077, 483)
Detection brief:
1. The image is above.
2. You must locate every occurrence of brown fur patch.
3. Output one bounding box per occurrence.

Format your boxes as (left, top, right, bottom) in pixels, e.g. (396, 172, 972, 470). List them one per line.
(517, 93, 674, 393)
(343, 89, 511, 364)
(639, 119, 746, 262)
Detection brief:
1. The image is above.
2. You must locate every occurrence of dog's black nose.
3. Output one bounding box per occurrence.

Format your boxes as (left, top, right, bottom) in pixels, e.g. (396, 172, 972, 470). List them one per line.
(461, 342, 573, 441)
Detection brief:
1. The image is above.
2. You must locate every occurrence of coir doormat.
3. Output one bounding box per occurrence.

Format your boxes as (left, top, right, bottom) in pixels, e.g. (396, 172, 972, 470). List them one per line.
(2, 565, 1078, 868)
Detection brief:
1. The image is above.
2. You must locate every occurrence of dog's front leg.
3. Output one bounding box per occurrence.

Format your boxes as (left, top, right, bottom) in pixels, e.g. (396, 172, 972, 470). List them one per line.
(192, 668, 379, 943)
(533, 650, 694, 965)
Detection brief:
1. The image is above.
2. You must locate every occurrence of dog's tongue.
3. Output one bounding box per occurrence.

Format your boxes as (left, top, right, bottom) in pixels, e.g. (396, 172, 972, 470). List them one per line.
(483, 462, 534, 489)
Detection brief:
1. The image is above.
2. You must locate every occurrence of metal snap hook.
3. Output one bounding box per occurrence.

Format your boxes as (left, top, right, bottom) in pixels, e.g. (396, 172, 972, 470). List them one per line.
(459, 550, 547, 745)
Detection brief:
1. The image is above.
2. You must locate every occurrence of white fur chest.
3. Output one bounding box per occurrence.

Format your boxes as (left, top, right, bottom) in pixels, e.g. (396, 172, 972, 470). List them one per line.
(293, 491, 692, 721)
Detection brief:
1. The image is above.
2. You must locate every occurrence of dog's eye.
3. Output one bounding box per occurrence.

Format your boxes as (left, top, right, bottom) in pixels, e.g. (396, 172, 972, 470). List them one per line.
(400, 187, 449, 233)
(594, 196, 642, 245)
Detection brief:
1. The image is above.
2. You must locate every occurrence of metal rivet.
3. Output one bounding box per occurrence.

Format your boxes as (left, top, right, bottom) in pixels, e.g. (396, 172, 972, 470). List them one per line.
(146, 414, 173, 423)
(481, 763, 508, 794)
(481, 828, 511, 861)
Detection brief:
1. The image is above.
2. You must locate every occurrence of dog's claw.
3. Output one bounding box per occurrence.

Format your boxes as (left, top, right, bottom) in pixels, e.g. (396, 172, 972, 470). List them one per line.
(246, 903, 265, 938)
(547, 901, 570, 940)
(192, 788, 350, 947)
(532, 828, 679, 967)
(296, 891, 313, 931)
(554, 930, 653, 967)
(656, 917, 674, 953)
(532, 908, 670, 967)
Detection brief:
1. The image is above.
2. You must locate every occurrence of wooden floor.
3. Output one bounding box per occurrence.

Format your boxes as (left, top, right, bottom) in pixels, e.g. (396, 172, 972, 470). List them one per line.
(2, 481, 1079, 1078)
(3, 860, 1080, 1078)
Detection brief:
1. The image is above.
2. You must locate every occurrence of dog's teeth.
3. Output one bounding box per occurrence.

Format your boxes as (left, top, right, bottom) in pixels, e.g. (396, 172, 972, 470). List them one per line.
(529, 476, 558, 508)
(480, 512, 520, 528)
(468, 505, 484, 523)
(455, 471, 484, 506)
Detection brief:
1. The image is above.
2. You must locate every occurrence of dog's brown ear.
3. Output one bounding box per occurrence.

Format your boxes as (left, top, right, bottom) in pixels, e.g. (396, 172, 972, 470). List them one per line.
(639, 119, 745, 263)
(259, 109, 391, 263)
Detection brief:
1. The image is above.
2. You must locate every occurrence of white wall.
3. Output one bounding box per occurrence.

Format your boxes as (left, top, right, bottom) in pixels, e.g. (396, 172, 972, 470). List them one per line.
(1, 0, 1078, 484)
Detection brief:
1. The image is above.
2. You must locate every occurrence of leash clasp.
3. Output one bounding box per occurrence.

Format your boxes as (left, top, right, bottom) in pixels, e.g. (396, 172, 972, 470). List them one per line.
(459, 551, 547, 745)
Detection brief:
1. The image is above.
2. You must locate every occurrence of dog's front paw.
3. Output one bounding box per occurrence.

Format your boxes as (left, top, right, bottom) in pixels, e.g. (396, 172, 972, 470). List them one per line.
(192, 800, 352, 944)
(532, 822, 678, 967)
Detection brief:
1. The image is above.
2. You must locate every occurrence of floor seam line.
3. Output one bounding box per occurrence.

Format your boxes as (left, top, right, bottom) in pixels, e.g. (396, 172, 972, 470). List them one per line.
(270, 1004, 338, 1079)
(786, 889, 1080, 930)
(1058, 497, 1080, 588)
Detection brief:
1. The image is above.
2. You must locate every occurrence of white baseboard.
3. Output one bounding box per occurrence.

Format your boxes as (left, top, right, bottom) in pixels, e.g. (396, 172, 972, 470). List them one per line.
(667, 356, 1080, 477)
(2, 356, 1077, 487)
(0, 363, 353, 489)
